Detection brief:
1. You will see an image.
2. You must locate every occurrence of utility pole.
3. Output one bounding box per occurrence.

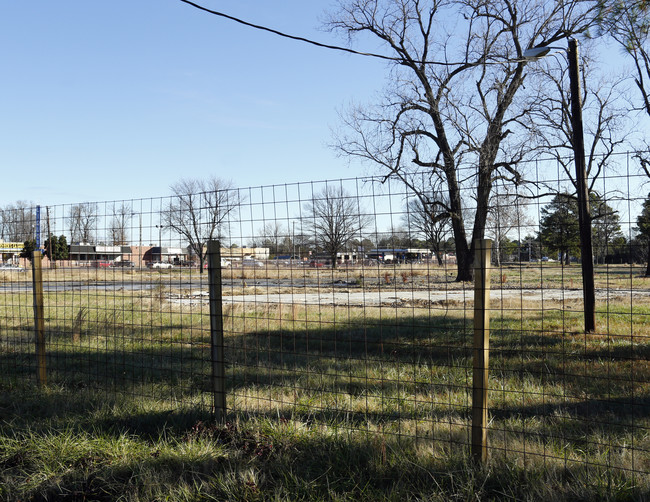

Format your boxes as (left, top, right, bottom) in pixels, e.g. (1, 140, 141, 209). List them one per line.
(568, 38, 596, 333)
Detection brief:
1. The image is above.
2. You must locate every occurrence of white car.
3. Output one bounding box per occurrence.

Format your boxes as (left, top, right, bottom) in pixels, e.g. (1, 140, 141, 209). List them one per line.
(0, 263, 25, 272)
(150, 262, 173, 269)
(242, 258, 264, 268)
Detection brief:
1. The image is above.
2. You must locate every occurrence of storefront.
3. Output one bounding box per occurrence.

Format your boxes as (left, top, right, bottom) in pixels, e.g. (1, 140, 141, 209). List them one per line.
(0, 241, 24, 264)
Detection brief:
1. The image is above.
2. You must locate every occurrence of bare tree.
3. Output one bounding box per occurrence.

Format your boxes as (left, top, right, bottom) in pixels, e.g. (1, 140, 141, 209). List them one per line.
(68, 203, 98, 244)
(598, 2, 650, 117)
(304, 185, 370, 269)
(329, 0, 595, 281)
(163, 177, 239, 273)
(403, 191, 451, 265)
(597, 2, 650, 176)
(259, 222, 291, 256)
(0, 201, 36, 242)
(485, 188, 533, 266)
(525, 44, 627, 195)
(109, 202, 132, 246)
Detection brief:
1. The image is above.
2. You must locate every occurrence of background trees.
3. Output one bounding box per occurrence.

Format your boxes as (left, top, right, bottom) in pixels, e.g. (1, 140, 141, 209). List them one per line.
(257, 223, 293, 257)
(525, 42, 627, 196)
(402, 192, 450, 265)
(44, 235, 69, 262)
(486, 189, 533, 266)
(329, 0, 594, 281)
(163, 177, 238, 272)
(0, 202, 36, 242)
(109, 202, 132, 246)
(590, 193, 624, 264)
(68, 203, 98, 244)
(539, 192, 623, 265)
(538, 194, 580, 264)
(636, 193, 650, 275)
(304, 185, 370, 268)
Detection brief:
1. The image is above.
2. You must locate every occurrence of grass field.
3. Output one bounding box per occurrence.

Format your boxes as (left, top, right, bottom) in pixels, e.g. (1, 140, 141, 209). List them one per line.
(0, 263, 648, 500)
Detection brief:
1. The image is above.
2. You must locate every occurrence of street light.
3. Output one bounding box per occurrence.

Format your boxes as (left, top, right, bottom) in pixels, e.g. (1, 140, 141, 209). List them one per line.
(523, 39, 596, 333)
(155, 224, 166, 263)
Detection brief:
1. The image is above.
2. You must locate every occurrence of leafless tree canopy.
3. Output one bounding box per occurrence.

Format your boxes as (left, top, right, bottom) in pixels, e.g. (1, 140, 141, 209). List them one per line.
(0, 201, 36, 242)
(328, 0, 596, 280)
(485, 187, 532, 265)
(109, 202, 133, 246)
(403, 190, 451, 265)
(524, 42, 627, 196)
(163, 177, 239, 272)
(304, 185, 371, 268)
(68, 203, 98, 244)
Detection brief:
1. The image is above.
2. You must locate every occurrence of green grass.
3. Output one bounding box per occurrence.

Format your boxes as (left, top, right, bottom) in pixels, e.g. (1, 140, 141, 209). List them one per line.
(0, 275, 648, 500)
(1, 387, 647, 501)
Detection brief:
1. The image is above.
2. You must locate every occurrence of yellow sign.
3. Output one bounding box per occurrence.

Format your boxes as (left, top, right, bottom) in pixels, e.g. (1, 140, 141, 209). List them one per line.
(0, 242, 24, 252)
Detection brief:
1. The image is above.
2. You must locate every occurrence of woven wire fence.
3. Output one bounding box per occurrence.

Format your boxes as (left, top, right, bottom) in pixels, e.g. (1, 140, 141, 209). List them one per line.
(0, 152, 648, 483)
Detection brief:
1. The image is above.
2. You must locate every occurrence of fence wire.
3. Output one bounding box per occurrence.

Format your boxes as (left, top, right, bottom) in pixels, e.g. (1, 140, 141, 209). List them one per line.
(0, 152, 648, 487)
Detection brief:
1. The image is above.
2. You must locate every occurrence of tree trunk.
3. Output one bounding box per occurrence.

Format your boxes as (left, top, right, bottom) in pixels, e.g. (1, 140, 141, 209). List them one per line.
(456, 243, 473, 282)
(445, 168, 472, 282)
(645, 240, 650, 276)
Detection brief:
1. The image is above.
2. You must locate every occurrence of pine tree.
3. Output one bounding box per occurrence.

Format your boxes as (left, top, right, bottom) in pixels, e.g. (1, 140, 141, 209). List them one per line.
(636, 194, 650, 276)
(538, 194, 580, 265)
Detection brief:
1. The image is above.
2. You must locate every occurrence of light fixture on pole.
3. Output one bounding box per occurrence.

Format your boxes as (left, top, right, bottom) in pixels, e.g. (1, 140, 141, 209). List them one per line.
(523, 39, 596, 333)
(155, 224, 166, 262)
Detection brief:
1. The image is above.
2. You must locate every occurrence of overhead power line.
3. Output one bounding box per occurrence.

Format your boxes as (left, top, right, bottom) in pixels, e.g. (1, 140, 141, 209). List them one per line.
(178, 0, 478, 66)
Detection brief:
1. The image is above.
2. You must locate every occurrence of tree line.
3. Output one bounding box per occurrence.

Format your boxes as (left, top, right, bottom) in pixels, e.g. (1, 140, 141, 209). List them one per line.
(4, 174, 650, 273)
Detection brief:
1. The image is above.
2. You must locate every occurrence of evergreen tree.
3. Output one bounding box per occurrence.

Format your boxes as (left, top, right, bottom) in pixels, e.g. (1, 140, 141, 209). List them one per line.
(636, 194, 650, 275)
(591, 193, 624, 264)
(57, 235, 69, 260)
(19, 239, 37, 263)
(538, 194, 580, 265)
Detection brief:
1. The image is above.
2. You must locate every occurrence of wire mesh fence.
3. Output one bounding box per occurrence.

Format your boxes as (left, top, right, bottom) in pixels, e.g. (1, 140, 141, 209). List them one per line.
(0, 152, 648, 487)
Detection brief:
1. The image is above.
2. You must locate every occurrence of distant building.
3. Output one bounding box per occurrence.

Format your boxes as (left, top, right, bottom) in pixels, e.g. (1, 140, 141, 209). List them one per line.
(143, 246, 190, 265)
(220, 247, 269, 261)
(366, 248, 432, 263)
(69, 244, 133, 263)
(0, 241, 24, 264)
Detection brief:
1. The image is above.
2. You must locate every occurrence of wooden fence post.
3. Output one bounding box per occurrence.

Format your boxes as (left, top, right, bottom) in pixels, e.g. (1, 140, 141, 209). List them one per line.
(207, 240, 226, 422)
(472, 239, 492, 463)
(32, 250, 47, 386)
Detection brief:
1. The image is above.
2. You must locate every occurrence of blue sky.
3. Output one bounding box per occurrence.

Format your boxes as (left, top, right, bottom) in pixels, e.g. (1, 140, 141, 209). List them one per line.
(0, 1, 388, 206)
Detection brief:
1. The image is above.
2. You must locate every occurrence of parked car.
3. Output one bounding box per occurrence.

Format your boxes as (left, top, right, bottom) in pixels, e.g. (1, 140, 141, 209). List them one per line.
(242, 258, 264, 267)
(149, 261, 173, 269)
(113, 260, 135, 268)
(201, 258, 232, 269)
(0, 263, 25, 272)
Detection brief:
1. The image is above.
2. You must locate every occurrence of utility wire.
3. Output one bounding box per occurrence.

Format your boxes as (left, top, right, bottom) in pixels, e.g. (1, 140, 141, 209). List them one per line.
(179, 0, 478, 66)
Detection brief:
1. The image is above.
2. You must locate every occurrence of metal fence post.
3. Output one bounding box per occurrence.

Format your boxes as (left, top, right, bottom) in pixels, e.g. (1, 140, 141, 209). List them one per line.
(207, 240, 226, 422)
(32, 249, 47, 386)
(472, 238, 492, 463)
